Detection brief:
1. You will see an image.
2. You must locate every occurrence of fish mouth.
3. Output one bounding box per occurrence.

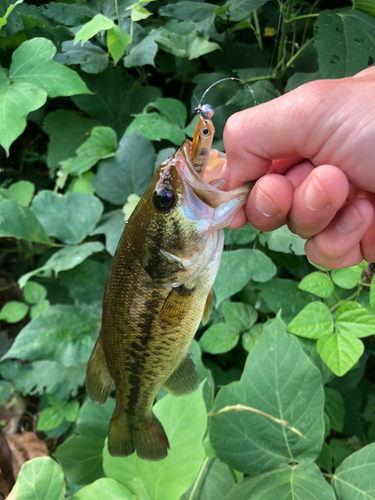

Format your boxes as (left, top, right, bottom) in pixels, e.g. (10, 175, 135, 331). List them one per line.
(177, 139, 251, 211)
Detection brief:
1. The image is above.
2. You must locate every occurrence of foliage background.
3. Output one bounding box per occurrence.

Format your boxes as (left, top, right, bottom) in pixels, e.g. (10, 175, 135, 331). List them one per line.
(1, 0, 375, 498)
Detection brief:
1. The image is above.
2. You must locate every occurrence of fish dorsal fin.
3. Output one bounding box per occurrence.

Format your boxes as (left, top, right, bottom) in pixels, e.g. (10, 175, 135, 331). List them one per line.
(86, 334, 113, 405)
(163, 354, 199, 396)
(202, 286, 213, 325)
(159, 285, 194, 330)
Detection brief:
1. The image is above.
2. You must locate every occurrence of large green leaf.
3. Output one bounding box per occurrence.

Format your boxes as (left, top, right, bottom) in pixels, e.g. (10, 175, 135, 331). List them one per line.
(159, 2, 216, 35)
(43, 2, 100, 26)
(2, 304, 100, 367)
(259, 226, 305, 255)
(32, 191, 103, 245)
(124, 30, 159, 68)
(11, 457, 65, 500)
(333, 443, 375, 499)
(223, 302, 257, 332)
(288, 302, 333, 339)
(335, 302, 375, 338)
(55, 399, 115, 485)
(95, 130, 155, 205)
(43, 110, 99, 171)
(71, 478, 134, 500)
(54, 40, 109, 74)
(315, 9, 375, 78)
(126, 112, 185, 145)
(74, 14, 114, 45)
(181, 458, 235, 500)
(0, 81, 47, 155)
(91, 210, 124, 256)
(228, 0, 268, 21)
(210, 316, 325, 475)
(353, 0, 375, 16)
(325, 387, 344, 433)
(0, 200, 50, 243)
(214, 249, 276, 306)
(59, 259, 109, 304)
(10, 37, 91, 97)
(156, 30, 219, 59)
(103, 386, 207, 500)
(148, 97, 187, 128)
(224, 463, 335, 500)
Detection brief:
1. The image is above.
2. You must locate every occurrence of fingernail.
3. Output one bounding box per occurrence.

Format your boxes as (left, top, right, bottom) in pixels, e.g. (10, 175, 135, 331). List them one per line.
(336, 204, 362, 234)
(304, 177, 330, 211)
(254, 186, 279, 217)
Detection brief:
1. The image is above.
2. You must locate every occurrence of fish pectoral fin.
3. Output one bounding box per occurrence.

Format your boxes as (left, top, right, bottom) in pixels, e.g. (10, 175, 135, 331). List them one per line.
(163, 354, 199, 396)
(158, 285, 194, 330)
(86, 334, 113, 405)
(202, 286, 213, 325)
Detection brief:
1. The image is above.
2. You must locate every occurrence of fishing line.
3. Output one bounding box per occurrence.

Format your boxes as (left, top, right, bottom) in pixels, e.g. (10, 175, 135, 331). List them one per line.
(261, 0, 283, 103)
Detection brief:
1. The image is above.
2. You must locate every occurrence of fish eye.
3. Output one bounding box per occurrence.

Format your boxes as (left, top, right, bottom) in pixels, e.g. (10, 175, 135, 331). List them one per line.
(201, 127, 210, 136)
(153, 187, 175, 212)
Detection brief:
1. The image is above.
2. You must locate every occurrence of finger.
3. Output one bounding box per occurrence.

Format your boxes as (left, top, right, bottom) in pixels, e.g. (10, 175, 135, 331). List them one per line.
(245, 174, 294, 231)
(288, 165, 349, 238)
(357, 192, 375, 262)
(305, 199, 374, 268)
(284, 160, 314, 189)
(269, 155, 304, 174)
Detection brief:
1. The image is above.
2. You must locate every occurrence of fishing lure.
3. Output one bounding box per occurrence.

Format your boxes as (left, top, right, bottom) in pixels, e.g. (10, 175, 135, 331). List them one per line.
(86, 103, 250, 461)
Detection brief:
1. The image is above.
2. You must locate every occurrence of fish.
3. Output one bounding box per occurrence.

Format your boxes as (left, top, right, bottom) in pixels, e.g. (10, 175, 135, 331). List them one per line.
(86, 104, 250, 461)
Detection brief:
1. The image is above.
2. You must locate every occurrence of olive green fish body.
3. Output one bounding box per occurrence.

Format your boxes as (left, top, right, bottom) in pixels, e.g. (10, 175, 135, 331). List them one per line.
(86, 133, 250, 461)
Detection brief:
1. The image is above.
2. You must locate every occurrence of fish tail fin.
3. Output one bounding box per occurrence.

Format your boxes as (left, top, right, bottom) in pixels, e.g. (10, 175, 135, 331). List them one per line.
(86, 334, 113, 405)
(108, 412, 169, 461)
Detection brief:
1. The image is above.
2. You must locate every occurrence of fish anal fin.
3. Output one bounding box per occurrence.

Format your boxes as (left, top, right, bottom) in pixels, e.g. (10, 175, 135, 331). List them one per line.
(163, 354, 199, 396)
(108, 412, 169, 461)
(86, 334, 113, 405)
(202, 286, 213, 325)
(159, 285, 194, 330)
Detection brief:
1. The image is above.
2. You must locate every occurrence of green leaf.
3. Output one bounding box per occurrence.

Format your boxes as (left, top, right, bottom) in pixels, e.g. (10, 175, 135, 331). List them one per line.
(228, 0, 268, 22)
(257, 279, 315, 324)
(0, 82, 47, 155)
(32, 191, 103, 245)
(107, 25, 131, 65)
(74, 14, 114, 45)
(210, 316, 324, 474)
(0, 360, 86, 399)
(68, 172, 96, 195)
(223, 302, 257, 332)
(353, 0, 375, 16)
(299, 272, 334, 298)
(2, 304, 100, 367)
(241, 323, 263, 353)
(224, 224, 257, 246)
(19, 242, 105, 286)
(126, 112, 185, 145)
(8, 180, 35, 206)
(335, 302, 375, 338)
(259, 226, 305, 255)
(131, 5, 152, 21)
(54, 40, 109, 74)
(10, 38, 91, 98)
(325, 387, 344, 433)
(54, 398, 115, 485)
(24, 281, 47, 304)
(59, 259, 110, 304)
(316, 441, 333, 473)
(64, 400, 80, 422)
(70, 478, 134, 500)
(288, 302, 333, 339)
(224, 463, 336, 500)
(37, 406, 65, 431)
(200, 323, 239, 354)
(317, 332, 364, 377)
(0, 200, 50, 243)
(181, 458, 235, 500)
(43, 2, 100, 26)
(11, 457, 65, 500)
(149, 98, 187, 128)
(187, 36, 220, 60)
(43, 110, 99, 171)
(333, 443, 375, 499)
(31, 300, 50, 318)
(0, 380, 11, 404)
(103, 386, 207, 500)
(285, 71, 322, 92)
(123, 194, 140, 221)
(330, 439, 353, 469)
(331, 265, 363, 289)
(0, 0, 23, 30)
(95, 130, 155, 205)
(370, 275, 375, 310)
(48, 394, 66, 407)
(91, 210, 124, 256)
(315, 9, 375, 78)
(124, 31, 159, 68)
(0, 301, 28, 323)
(214, 249, 276, 306)
(159, 2, 216, 35)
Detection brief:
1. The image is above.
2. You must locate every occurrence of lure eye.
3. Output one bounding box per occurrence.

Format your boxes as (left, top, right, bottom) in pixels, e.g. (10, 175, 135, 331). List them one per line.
(153, 187, 175, 212)
(201, 127, 210, 136)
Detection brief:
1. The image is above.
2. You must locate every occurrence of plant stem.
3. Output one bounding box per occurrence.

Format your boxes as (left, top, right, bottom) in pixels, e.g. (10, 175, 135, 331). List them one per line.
(284, 37, 313, 69)
(115, 0, 121, 26)
(285, 13, 319, 24)
(276, 0, 293, 76)
(245, 73, 277, 83)
(188, 457, 209, 500)
(252, 10, 263, 51)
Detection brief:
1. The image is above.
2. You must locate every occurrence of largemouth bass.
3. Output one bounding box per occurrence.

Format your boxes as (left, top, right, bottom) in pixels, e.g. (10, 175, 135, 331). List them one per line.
(86, 105, 250, 461)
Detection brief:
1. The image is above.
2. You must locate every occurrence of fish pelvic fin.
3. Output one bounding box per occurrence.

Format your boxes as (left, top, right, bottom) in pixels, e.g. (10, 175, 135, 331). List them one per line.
(86, 334, 113, 405)
(108, 412, 170, 461)
(163, 354, 199, 396)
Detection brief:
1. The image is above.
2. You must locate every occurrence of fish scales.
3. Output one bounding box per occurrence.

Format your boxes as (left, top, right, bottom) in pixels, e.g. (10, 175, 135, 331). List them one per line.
(86, 106, 250, 461)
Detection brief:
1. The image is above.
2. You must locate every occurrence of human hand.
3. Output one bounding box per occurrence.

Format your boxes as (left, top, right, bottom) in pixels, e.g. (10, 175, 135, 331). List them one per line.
(223, 67, 375, 269)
